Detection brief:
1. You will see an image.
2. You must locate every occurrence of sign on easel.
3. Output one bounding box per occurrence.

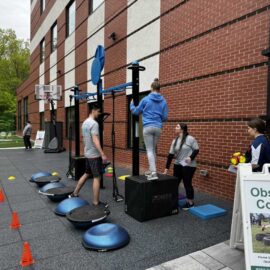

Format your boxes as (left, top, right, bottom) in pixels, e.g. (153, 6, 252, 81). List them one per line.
(34, 130, 45, 149)
(230, 163, 270, 270)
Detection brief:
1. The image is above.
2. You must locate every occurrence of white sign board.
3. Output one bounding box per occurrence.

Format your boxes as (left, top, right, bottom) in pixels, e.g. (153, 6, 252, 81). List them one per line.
(33, 130, 45, 149)
(233, 164, 270, 270)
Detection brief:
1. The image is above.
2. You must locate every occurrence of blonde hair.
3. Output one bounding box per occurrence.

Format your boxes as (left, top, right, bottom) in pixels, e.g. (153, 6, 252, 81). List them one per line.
(151, 78, 160, 91)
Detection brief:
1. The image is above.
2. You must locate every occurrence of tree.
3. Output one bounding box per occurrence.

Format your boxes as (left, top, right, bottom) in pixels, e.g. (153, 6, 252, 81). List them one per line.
(0, 29, 30, 131)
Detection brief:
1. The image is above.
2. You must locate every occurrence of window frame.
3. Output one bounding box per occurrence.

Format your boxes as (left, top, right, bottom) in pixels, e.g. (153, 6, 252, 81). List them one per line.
(66, 0, 76, 37)
(51, 22, 57, 53)
(40, 0, 45, 15)
(127, 92, 150, 151)
(40, 38, 45, 64)
(89, 0, 103, 15)
(23, 97, 29, 127)
(39, 112, 45, 130)
(17, 101, 22, 131)
(66, 106, 75, 140)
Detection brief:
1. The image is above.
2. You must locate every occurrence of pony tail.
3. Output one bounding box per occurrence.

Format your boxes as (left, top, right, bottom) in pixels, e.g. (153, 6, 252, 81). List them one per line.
(178, 125, 189, 152)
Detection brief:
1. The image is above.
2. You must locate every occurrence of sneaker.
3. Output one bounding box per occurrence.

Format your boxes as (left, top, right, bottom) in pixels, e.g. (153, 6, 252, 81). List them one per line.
(182, 202, 194, 210)
(68, 193, 79, 198)
(147, 172, 158, 181)
(93, 201, 109, 208)
(144, 170, 152, 177)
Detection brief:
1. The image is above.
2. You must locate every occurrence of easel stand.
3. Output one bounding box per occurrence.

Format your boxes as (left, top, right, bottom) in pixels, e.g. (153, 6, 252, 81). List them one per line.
(230, 163, 270, 270)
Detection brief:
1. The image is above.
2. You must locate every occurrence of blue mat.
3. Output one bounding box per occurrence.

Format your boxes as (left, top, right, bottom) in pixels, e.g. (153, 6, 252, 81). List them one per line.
(178, 199, 186, 208)
(189, 204, 227, 220)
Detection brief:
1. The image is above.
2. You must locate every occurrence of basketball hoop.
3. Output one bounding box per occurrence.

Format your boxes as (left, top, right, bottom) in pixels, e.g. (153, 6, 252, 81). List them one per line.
(35, 84, 62, 102)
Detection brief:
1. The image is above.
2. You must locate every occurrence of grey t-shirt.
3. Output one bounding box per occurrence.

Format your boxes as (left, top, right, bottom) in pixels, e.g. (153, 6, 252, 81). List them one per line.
(169, 135, 199, 167)
(82, 118, 100, 158)
(23, 124, 32, 136)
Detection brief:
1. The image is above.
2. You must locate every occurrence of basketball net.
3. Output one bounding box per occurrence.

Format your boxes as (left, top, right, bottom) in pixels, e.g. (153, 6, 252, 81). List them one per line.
(44, 92, 51, 104)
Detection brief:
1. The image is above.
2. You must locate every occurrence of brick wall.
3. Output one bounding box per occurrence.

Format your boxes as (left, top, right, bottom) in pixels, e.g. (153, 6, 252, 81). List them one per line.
(17, 0, 270, 200)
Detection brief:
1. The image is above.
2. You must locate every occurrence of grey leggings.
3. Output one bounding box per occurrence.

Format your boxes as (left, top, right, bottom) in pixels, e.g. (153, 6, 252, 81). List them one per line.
(143, 126, 161, 172)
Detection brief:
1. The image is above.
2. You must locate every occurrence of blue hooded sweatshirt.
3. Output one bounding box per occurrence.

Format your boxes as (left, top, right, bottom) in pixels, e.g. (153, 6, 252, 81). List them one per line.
(130, 92, 168, 129)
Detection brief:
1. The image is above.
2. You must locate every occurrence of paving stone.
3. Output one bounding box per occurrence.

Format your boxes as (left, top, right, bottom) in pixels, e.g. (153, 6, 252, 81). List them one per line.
(161, 255, 209, 270)
(203, 242, 244, 268)
(190, 250, 225, 270)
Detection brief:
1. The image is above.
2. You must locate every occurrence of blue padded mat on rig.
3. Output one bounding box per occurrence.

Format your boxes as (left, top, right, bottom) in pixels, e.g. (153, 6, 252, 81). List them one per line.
(189, 204, 227, 220)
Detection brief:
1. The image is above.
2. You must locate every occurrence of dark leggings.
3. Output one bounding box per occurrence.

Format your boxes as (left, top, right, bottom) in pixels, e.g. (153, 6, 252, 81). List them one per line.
(23, 135, 32, 149)
(173, 164, 196, 200)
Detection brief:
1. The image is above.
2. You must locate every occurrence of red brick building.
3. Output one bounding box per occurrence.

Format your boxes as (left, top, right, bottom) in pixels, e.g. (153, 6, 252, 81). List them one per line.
(17, 0, 270, 200)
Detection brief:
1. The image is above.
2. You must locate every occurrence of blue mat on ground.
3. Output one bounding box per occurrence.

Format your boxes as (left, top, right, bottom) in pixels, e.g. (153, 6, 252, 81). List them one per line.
(189, 204, 227, 220)
(178, 199, 186, 208)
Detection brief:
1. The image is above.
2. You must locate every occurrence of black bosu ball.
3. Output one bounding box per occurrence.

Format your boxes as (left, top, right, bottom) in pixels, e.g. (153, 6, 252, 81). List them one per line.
(31, 175, 61, 187)
(66, 205, 110, 229)
(40, 186, 74, 202)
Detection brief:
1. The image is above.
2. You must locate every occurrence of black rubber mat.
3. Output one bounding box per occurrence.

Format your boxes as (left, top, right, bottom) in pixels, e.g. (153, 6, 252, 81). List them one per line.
(67, 205, 109, 222)
(35, 175, 61, 183)
(46, 186, 74, 196)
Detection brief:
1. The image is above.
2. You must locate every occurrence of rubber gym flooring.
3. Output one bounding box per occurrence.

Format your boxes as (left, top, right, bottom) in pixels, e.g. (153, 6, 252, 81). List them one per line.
(0, 149, 233, 270)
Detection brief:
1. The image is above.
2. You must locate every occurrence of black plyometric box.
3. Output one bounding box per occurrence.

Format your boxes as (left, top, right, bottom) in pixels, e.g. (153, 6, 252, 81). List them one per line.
(125, 174, 179, 222)
(71, 156, 86, 181)
(44, 122, 63, 149)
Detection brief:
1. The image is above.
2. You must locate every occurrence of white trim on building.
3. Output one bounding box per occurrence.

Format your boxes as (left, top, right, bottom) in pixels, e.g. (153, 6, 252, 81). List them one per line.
(126, 0, 160, 94)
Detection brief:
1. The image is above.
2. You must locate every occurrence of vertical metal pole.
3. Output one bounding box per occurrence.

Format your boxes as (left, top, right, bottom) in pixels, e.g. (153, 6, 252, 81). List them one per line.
(131, 62, 140, 176)
(74, 86, 80, 157)
(97, 79, 105, 188)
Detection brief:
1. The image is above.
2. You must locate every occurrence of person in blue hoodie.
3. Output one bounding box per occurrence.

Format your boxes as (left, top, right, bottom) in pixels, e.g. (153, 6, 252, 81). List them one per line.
(245, 118, 270, 172)
(130, 78, 168, 180)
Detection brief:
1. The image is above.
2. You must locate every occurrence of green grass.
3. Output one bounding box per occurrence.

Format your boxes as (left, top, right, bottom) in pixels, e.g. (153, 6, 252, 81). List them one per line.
(0, 136, 33, 148)
(251, 222, 270, 253)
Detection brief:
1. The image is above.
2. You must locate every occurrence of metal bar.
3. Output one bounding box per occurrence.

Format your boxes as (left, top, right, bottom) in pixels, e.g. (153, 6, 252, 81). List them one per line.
(97, 79, 105, 189)
(74, 86, 80, 157)
(101, 82, 132, 95)
(131, 63, 140, 176)
(73, 92, 97, 100)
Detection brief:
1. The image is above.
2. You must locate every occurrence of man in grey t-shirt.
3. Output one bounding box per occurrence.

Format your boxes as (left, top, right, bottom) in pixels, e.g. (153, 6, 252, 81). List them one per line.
(70, 104, 108, 207)
(23, 120, 32, 150)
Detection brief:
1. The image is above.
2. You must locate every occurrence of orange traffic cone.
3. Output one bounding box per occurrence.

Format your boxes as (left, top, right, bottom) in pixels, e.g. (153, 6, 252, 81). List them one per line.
(10, 212, 21, 229)
(0, 189, 5, 202)
(20, 242, 35, 267)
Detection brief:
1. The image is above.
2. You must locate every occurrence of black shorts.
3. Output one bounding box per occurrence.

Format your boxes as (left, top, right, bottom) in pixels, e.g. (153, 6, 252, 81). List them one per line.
(85, 157, 102, 178)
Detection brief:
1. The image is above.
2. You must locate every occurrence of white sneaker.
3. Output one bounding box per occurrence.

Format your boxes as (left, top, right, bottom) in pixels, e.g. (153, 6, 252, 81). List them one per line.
(144, 170, 152, 177)
(147, 172, 158, 181)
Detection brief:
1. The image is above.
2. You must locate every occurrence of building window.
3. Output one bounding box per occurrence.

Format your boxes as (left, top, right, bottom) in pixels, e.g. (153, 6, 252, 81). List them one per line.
(66, 0, 75, 37)
(51, 22, 57, 53)
(17, 101, 22, 130)
(40, 38, 45, 63)
(23, 97, 28, 127)
(127, 92, 150, 150)
(40, 0, 45, 15)
(89, 0, 103, 14)
(39, 112, 45, 130)
(66, 107, 75, 140)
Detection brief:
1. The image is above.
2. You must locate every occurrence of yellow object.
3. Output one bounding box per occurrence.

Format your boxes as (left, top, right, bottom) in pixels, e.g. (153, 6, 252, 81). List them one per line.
(230, 157, 239, 165)
(233, 152, 241, 157)
(51, 172, 59, 176)
(238, 155, 246, 163)
(107, 167, 113, 173)
(8, 176, 16, 181)
(118, 175, 130, 181)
